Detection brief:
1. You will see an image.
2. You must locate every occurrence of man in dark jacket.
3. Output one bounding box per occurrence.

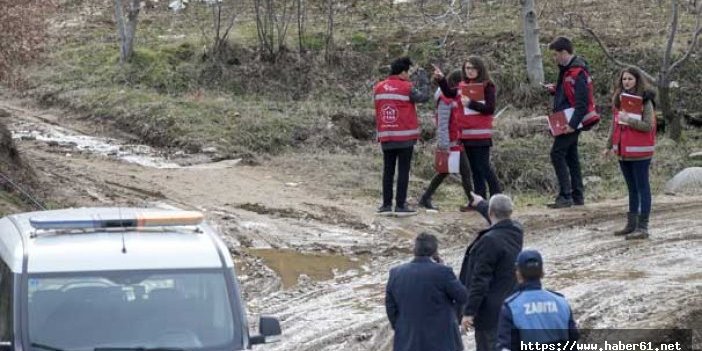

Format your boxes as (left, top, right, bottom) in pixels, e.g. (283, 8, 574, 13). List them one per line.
(386, 232, 468, 351)
(458, 194, 524, 351)
(497, 250, 579, 351)
(544, 36, 597, 208)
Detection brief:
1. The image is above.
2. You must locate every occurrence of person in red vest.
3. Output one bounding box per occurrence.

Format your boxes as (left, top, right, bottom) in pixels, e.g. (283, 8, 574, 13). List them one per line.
(603, 67, 656, 240)
(374, 57, 430, 216)
(418, 69, 476, 213)
(435, 56, 502, 202)
(543, 36, 600, 209)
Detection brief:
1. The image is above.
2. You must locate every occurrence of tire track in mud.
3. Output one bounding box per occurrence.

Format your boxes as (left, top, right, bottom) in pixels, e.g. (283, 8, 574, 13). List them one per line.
(4, 98, 700, 350)
(251, 199, 702, 351)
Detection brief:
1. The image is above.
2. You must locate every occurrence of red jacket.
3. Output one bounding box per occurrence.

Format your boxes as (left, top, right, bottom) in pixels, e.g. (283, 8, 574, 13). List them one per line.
(611, 108, 656, 159)
(457, 81, 494, 140)
(373, 76, 419, 143)
(562, 66, 600, 129)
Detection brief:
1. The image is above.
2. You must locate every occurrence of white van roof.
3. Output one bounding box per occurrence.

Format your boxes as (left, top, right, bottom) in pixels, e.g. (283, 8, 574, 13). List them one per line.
(0, 207, 233, 273)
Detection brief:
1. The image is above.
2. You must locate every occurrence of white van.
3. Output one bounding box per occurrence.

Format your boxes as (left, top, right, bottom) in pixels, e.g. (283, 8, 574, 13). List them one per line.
(0, 207, 281, 351)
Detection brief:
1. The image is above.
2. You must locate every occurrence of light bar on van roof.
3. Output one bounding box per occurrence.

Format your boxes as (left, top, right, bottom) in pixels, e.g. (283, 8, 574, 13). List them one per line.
(29, 211, 204, 230)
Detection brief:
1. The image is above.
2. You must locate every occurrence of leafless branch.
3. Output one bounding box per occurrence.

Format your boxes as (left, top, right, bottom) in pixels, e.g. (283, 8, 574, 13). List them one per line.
(663, 0, 679, 73)
(670, 1, 702, 72)
(419, 0, 461, 24)
(564, 12, 658, 83)
(220, 6, 240, 44)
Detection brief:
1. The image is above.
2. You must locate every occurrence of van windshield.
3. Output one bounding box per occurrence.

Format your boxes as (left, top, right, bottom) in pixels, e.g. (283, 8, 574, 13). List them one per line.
(27, 269, 244, 351)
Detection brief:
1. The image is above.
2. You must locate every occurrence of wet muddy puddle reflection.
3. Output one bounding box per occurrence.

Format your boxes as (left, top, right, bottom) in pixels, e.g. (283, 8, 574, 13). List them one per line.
(248, 248, 366, 288)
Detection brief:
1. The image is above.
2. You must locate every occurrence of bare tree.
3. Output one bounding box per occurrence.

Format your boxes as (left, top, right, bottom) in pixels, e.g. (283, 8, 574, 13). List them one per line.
(567, 0, 701, 141)
(185, 0, 242, 57)
(460, 0, 472, 20)
(297, 0, 307, 54)
(114, 0, 142, 64)
(521, 0, 544, 85)
(254, 0, 295, 62)
(325, 0, 334, 62)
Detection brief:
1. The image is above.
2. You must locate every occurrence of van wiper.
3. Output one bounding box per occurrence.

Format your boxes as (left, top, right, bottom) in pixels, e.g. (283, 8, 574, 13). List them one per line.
(31, 342, 67, 351)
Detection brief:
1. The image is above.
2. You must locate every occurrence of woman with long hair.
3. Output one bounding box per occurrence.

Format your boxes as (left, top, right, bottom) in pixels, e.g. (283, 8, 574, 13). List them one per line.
(440, 56, 502, 202)
(418, 70, 475, 212)
(603, 67, 657, 240)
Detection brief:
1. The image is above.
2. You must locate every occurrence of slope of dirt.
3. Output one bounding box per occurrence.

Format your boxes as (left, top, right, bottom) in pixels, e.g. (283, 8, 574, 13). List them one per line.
(2, 97, 700, 350)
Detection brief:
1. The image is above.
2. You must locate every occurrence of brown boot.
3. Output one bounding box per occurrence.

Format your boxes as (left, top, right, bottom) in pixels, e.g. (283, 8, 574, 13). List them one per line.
(626, 214, 649, 240)
(614, 212, 637, 236)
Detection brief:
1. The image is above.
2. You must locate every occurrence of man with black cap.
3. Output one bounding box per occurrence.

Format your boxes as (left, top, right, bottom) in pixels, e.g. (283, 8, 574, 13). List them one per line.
(497, 250, 579, 351)
(386, 232, 467, 351)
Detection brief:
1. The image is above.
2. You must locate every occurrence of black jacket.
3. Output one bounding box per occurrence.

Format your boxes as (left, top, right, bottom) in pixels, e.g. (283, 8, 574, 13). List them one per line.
(386, 256, 468, 351)
(553, 56, 591, 130)
(458, 219, 524, 330)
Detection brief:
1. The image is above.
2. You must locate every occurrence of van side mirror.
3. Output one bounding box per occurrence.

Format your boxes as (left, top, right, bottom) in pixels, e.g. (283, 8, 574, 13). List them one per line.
(250, 316, 282, 346)
(0, 341, 11, 351)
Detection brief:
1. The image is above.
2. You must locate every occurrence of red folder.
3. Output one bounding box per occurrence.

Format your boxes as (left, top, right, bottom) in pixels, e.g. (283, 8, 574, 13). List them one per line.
(548, 108, 574, 136)
(460, 83, 485, 101)
(434, 148, 461, 174)
(620, 93, 643, 124)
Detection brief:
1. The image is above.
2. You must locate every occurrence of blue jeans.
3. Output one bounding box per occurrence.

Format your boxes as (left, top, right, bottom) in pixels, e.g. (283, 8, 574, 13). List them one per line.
(619, 159, 652, 215)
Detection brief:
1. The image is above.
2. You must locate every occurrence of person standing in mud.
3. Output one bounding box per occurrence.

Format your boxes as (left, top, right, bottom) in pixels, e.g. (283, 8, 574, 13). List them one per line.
(385, 232, 467, 351)
(603, 67, 657, 240)
(435, 56, 502, 202)
(458, 193, 523, 351)
(497, 250, 579, 351)
(543, 36, 600, 209)
(374, 57, 431, 216)
(418, 69, 476, 212)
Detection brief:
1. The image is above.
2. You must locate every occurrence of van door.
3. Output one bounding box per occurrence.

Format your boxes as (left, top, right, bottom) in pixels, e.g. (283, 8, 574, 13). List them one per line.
(0, 258, 13, 351)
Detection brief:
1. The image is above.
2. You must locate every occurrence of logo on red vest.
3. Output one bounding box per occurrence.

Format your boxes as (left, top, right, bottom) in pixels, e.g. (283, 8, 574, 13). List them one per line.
(381, 83, 399, 92)
(381, 105, 398, 124)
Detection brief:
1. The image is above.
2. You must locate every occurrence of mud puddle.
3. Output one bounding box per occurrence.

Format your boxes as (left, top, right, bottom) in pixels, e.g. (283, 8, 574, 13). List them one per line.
(10, 120, 182, 168)
(247, 248, 368, 288)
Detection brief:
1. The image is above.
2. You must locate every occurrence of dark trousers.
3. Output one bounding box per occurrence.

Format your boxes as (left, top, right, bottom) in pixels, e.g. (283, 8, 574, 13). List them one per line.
(464, 144, 502, 199)
(620, 159, 652, 215)
(550, 131, 584, 201)
(475, 328, 498, 351)
(382, 146, 414, 207)
(422, 149, 473, 201)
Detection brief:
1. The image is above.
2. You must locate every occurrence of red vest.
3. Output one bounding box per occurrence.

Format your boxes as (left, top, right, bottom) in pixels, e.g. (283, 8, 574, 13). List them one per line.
(457, 81, 494, 140)
(611, 107, 656, 158)
(563, 67, 601, 128)
(373, 76, 419, 142)
(435, 93, 462, 142)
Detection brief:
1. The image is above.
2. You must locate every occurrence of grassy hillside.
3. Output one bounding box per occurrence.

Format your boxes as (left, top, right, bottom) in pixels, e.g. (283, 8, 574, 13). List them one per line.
(17, 0, 702, 203)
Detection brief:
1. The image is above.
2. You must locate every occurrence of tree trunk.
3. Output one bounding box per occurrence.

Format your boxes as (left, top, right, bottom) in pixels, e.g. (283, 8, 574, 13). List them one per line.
(521, 0, 544, 85)
(324, 0, 334, 63)
(460, 0, 471, 21)
(658, 79, 682, 141)
(297, 0, 305, 54)
(115, 0, 141, 64)
(114, 0, 128, 64)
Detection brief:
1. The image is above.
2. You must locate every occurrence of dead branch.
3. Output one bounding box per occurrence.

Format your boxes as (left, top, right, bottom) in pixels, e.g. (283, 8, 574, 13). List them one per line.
(663, 0, 679, 73)
(564, 12, 658, 83)
(670, 1, 702, 72)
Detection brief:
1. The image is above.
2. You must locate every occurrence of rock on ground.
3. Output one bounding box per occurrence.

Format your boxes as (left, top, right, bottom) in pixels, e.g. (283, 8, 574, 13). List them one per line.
(664, 167, 702, 195)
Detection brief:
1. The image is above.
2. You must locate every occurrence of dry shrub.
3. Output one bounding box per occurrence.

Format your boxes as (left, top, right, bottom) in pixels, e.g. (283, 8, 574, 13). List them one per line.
(0, 0, 55, 86)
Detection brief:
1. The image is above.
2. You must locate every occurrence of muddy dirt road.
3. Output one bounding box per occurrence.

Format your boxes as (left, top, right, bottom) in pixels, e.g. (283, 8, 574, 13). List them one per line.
(2, 98, 700, 350)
